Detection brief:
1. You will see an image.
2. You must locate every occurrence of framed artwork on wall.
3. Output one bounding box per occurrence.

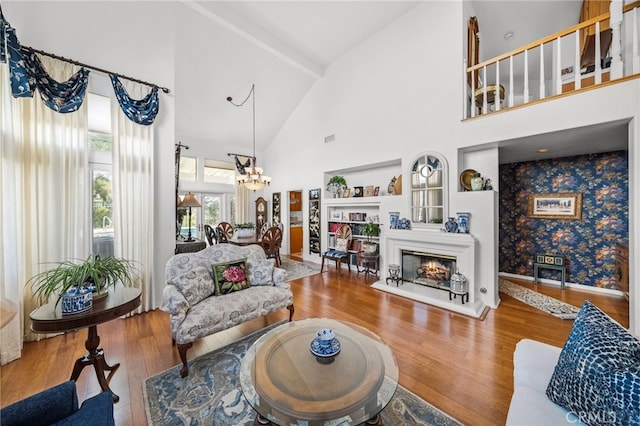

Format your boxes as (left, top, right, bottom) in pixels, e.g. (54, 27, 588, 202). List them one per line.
(309, 188, 321, 255)
(528, 192, 582, 220)
(272, 192, 281, 224)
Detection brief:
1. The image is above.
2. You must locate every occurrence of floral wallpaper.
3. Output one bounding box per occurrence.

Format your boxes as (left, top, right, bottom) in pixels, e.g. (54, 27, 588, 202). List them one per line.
(499, 151, 628, 289)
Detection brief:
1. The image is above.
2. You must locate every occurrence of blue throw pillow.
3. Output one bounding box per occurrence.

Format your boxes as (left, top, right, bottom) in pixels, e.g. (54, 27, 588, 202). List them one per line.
(546, 301, 640, 426)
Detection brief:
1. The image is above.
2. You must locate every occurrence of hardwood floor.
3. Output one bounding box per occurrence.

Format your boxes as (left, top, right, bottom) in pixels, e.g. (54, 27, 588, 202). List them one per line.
(0, 264, 629, 426)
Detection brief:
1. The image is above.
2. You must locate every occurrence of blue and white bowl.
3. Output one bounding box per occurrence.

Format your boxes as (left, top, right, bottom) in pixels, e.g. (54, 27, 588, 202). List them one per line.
(310, 337, 341, 358)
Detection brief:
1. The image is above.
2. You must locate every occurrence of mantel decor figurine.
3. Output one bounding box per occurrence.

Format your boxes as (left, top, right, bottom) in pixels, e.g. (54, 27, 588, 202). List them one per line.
(444, 217, 458, 233)
(456, 212, 470, 233)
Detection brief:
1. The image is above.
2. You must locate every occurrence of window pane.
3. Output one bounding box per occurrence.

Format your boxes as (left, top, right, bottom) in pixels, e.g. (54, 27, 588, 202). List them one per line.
(180, 156, 196, 182)
(92, 169, 114, 257)
(203, 159, 236, 184)
(202, 195, 221, 225)
(411, 153, 446, 225)
(88, 93, 111, 133)
(89, 131, 112, 152)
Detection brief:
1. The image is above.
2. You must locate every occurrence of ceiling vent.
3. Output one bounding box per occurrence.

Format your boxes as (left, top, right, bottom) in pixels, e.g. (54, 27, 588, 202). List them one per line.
(324, 134, 335, 143)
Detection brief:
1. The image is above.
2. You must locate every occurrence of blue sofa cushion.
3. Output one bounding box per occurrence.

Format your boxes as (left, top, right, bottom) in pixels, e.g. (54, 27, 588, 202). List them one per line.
(0, 381, 78, 426)
(322, 250, 347, 259)
(546, 301, 640, 426)
(53, 391, 114, 426)
(0, 381, 114, 426)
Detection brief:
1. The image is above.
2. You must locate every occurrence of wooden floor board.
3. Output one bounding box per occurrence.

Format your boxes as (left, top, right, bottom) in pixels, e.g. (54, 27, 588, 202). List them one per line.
(0, 268, 628, 425)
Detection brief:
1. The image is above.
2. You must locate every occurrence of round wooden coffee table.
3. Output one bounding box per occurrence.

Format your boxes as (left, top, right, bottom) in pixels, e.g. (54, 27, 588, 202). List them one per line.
(240, 318, 398, 425)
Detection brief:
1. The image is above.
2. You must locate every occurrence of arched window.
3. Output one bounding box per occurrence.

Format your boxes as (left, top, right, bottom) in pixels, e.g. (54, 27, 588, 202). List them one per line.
(409, 152, 448, 227)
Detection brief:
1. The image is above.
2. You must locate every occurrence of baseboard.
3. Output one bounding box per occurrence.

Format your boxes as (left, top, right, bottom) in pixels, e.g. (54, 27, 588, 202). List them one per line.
(498, 272, 624, 297)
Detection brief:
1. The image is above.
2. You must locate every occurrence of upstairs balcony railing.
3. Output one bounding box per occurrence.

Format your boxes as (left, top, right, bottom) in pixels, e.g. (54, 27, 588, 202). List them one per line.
(464, 0, 640, 119)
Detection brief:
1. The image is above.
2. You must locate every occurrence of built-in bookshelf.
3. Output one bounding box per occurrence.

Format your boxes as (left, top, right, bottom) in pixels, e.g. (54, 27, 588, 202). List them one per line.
(325, 200, 381, 265)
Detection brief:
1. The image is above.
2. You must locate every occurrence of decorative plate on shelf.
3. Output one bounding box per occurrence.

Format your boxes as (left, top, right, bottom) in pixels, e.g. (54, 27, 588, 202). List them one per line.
(459, 169, 477, 191)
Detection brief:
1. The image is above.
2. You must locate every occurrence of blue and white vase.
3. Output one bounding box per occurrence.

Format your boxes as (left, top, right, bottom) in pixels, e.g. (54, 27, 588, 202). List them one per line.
(389, 212, 400, 229)
(444, 217, 458, 233)
(456, 212, 470, 234)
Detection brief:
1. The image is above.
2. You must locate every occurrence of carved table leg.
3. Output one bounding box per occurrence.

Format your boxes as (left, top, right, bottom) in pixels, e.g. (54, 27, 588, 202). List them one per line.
(70, 325, 121, 402)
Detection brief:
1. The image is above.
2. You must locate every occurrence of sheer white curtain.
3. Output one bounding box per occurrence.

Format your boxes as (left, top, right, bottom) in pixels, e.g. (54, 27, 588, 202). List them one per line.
(236, 184, 250, 224)
(0, 57, 89, 364)
(111, 80, 155, 312)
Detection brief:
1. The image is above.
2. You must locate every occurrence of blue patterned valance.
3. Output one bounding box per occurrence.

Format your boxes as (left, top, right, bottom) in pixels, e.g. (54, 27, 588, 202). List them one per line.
(1, 7, 160, 122)
(110, 74, 159, 126)
(1, 12, 88, 113)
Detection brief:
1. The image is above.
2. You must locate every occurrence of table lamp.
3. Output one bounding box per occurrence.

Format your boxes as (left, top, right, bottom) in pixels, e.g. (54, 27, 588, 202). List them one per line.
(180, 192, 201, 242)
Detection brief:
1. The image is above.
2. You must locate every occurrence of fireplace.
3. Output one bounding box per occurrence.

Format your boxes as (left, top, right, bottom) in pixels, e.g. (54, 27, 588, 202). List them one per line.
(372, 228, 486, 318)
(401, 249, 456, 291)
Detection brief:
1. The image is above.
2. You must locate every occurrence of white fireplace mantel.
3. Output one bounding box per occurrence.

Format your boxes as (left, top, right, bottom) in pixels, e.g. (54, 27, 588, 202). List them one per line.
(372, 229, 487, 318)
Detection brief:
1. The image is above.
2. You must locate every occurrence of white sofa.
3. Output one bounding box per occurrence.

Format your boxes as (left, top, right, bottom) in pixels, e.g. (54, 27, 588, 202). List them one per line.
(161, 244, 294, 377)
(506, 339, 586, 426)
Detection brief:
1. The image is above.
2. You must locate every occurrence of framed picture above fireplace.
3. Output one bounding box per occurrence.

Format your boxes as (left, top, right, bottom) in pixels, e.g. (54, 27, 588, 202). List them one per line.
(527, 192, 582, 220)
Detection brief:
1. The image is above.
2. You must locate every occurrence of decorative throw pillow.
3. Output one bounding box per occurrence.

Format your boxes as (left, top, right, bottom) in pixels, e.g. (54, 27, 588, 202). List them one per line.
(247, 258, 275, 286)
(335, 238, 348, 252)
(169, 266, 215, 306)
(212, 259, 251, 296)
(546, 301, 640, 426)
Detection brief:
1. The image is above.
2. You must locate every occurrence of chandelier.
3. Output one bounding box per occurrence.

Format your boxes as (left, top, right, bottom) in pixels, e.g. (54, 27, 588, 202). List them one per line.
(226, 84, 271, 191)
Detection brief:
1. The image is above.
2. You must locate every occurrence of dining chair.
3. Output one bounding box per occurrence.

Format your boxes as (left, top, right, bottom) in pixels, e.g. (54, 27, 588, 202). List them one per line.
(261, 226, 283, 267)
(259, 221, 272, 238)
(204, 224, 217, 245)
(320, 224, 352, 276)
(216, 222, 234, 243)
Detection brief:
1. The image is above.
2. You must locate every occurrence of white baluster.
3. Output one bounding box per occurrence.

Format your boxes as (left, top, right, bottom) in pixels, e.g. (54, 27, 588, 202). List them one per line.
(463, 59, 468, 119)
(509, 56, 514, 107)
(595, 21, 602, 84)
(556, 37, 562, 95)
(470, 60, 476, 118)
(482, 66, 488, 114)
(633, 7, 639, 74)
(524, 49, 529, 103)
(574, 29, 581, 90)
(495, 60, 501, 111)
(539, 43, 545, 100)
(610, 0, 624, 79)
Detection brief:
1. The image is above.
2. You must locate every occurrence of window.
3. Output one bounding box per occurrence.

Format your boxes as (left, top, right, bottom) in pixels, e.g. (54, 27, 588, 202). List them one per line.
(88, 93, 113, 257)
(180, 156, 196, 182)
(410, 153, 447, 226)
(204, 159, 236, 184)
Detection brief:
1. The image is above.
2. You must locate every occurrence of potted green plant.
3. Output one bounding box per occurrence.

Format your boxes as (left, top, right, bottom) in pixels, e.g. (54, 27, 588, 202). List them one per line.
(361, 220, 380, 254)
(326, 176, 347, 198)
(235, 222, 255, 237)
(27, 255, 138, 307)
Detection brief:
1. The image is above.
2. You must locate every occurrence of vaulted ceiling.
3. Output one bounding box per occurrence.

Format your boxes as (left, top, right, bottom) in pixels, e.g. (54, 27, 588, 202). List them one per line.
(174, 0, 625, 164)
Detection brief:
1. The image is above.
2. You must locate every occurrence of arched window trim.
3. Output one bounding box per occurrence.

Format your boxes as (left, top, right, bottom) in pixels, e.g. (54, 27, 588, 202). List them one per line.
(407, 151, 449, 230)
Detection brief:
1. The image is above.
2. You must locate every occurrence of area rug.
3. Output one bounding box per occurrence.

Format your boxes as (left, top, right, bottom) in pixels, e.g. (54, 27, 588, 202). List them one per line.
(279, 258, 321, 281)
(144, 322, 462, 426)
(499, 278, 581, 320)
